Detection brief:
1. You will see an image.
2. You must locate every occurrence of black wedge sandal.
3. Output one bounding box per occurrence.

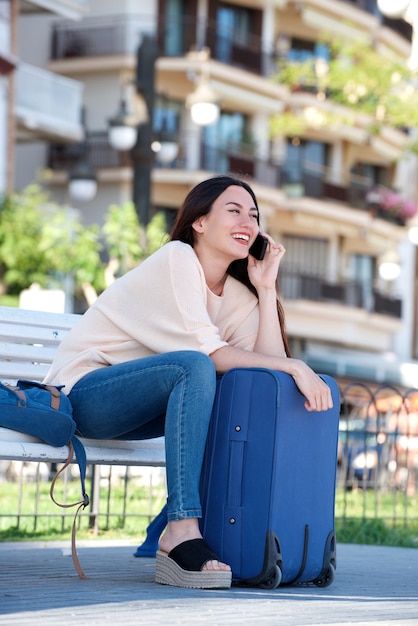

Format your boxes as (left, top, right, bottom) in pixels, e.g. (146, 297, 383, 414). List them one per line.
(155, 538, 232, 589)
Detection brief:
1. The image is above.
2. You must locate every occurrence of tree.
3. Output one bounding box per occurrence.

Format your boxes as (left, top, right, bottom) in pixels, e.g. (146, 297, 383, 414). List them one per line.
(101, 202, 168, 288)
(0, 185, 103, 302)
(272, 37, 418, 147)
(0, 185, 168, 308)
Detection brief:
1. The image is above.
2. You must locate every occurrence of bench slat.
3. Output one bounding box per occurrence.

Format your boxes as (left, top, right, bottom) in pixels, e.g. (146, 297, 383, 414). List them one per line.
(0, 362, 48, 381)
(0, 342, 56, 363)
(0, 322, 70, 346)
(0, 306, 78, 329)
(0, 428, 165, 466)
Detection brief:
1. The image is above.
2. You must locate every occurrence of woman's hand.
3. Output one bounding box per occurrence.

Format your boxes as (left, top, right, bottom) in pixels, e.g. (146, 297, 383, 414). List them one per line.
(290, 359, 334, 412)
(248, 233, 286, 292)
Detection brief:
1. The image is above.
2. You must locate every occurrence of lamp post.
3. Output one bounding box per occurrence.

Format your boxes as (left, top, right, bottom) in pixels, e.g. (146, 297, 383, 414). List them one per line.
(108, 35, 157, 227)
(108, 38, 220, 226)
(131, 35, 156, 228)
(67, 114, 98, 203)
(68, 158, 97, 202)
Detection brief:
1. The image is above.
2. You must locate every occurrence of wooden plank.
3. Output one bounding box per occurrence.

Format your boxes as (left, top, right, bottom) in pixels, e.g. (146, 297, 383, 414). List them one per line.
(0, 342, 56, 363)
(0, 322, 70, 346)
(0, 428, 166, 466)
(0, 306, 79, 329)
(0, 361, 49, 381)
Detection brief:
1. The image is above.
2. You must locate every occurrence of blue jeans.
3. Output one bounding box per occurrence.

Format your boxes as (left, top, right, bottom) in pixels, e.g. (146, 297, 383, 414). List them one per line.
(68, 351, 216, 522)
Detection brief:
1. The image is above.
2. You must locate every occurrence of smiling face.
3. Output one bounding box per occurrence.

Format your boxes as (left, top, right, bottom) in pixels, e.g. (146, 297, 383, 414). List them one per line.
(192, 185, 259, 263)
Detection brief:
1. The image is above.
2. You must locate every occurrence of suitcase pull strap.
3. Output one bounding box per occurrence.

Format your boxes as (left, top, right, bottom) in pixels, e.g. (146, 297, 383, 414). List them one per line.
(286, 524, 309, 585)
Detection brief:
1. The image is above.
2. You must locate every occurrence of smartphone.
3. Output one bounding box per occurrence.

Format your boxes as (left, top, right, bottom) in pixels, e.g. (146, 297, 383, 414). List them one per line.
(249, 233, 268, 260)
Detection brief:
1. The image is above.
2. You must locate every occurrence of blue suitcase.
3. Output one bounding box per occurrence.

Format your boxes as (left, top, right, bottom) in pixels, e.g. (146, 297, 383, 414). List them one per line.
(200, 368, 340, 589)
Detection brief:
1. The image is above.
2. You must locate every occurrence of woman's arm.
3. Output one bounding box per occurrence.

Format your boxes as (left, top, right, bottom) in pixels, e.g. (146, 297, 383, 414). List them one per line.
(210, 345, 333, 413)
(248, 237, 287, 356)
(252, 286, 286, 357)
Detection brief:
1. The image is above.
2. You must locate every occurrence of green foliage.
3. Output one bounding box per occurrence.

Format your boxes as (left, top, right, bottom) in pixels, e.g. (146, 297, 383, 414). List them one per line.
(335, 518, 418, 548)
(270, 112, 309, 137)
(102, 202, 142, 274)
(0, 479, 167, 541)
(0, 185, 169, 302)
(102, 202, 168, 281)
(0, 185, 103, 297)
(146, 210, 169, 254)
(273, 37, 418, 140)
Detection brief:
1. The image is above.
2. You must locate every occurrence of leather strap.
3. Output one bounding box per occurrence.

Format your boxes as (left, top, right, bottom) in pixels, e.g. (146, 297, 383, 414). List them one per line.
(44, 385, 61, 410)
(50, 441, 89, 579)
(3, 383, 61, 410)
(3, 384, 27, 407)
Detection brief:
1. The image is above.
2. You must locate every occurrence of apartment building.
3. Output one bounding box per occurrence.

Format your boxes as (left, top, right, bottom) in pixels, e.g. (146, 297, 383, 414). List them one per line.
(1, 0, 87, 198)
(12, 0, 418, 388)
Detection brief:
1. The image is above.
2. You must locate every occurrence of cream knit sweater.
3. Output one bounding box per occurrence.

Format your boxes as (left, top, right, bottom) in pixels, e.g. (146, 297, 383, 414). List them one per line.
(44, 241, 260, 393)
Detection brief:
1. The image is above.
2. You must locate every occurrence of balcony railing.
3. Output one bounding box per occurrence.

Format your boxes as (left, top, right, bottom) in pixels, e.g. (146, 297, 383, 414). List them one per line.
(50, 8, 413, 79)
(15, 62, 83, 141)
(50, 14, 275, 78)
(48, 130, 407, 229)
(280, 272, 402, 319)
(48, 134, 282, 187)
(48, 135, 399, 223)
(24, 0, 89, 20)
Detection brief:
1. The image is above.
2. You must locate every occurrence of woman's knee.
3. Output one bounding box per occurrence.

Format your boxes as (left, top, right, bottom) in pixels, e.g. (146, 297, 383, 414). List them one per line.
(174, 351, 215, 382)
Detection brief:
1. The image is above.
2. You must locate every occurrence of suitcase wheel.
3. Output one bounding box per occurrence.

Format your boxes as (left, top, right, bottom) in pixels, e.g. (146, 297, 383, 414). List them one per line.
(313, 563, 336, 588)
(258, 564, 282, 590)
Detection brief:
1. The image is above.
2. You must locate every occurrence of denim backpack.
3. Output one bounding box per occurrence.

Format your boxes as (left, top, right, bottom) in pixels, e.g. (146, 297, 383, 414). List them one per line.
(0, 379, 89, 578)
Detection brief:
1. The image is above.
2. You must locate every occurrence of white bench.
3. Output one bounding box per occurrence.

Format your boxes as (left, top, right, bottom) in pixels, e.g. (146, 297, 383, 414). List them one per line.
(0, 305, 166, 468)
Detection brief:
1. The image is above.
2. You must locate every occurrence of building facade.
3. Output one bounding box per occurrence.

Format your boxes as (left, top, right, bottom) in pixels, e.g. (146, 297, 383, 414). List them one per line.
(11, 0, 418, 388)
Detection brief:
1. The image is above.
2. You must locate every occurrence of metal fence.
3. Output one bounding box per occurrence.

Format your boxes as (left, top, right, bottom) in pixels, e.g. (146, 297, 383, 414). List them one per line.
(0, 383, 417, 538)
(337, 382, 418, 528)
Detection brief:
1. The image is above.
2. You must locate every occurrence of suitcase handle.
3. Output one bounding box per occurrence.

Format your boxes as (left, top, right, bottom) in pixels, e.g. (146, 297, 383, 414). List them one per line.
(227, 441, 245, 507)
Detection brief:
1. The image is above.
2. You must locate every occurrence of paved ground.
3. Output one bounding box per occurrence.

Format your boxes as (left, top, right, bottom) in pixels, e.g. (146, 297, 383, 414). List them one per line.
(0, 541, 417, 625)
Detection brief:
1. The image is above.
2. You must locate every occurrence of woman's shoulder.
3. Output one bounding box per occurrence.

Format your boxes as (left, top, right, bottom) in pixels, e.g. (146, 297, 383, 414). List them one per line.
(166, 240, 195, 254)
(152, 240, 196, 261)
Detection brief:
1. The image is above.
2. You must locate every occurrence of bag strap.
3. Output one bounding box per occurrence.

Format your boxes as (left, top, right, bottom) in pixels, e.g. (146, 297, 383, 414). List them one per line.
(1, 382, 61, 410)
(50, 436, 90, 579)
(1, 383, 27, 406)
(43, 385, 62, 410)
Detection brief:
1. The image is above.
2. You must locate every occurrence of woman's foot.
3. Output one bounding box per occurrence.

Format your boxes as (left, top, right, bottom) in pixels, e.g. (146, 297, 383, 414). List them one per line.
(158, 518, 231, 572)
(155, 538, 232, 589)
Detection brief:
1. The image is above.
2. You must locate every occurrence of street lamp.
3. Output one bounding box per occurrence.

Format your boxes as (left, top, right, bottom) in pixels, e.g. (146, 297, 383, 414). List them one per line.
(68, 156, 97, 202)
(186, 48, 220, 126)
(186, 80, 220, 126)
(108, 37, 221, 224)
(378, 249, 401, 281)
(108, 99, 138, 151)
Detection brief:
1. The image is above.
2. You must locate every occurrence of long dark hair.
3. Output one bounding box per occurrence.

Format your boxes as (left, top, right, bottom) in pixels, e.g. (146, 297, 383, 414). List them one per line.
(170, 175, 291, 356)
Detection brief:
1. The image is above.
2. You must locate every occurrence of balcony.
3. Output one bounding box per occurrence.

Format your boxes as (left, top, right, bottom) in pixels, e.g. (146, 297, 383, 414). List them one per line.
(20, 0, 89, 20)
(15, 62, 84, 142)
(48, 133, 283, 186)
(47, 134, 409, 230)
(50, 14, 274, 78)
(280, 272, 402, 319)
(49, 7, 414, 78)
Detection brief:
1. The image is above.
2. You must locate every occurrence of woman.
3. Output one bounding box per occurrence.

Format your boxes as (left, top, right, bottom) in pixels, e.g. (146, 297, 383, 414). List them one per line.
(44, 175, 333, 589)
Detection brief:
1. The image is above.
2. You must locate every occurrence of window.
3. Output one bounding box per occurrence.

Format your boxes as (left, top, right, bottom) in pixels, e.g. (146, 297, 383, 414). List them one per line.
(202, 111, 251, 172)
(283, 139, 329, 184)
(160, 0, 198, 56)
(280, 235, 328, 300)
(348, 253, 375, 309)
(216, 4, 252, 63)
(350, 162, 387, 188)
(287, 38, 330, 64)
